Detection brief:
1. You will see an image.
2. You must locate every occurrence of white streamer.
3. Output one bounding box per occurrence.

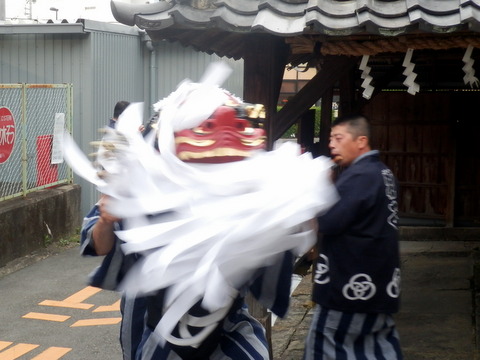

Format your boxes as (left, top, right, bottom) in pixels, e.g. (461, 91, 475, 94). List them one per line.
(359, 55, 374, 99)
(402, 48, 420, 95)
(462, 45, 479, 88)
(62, 61, 339, 348)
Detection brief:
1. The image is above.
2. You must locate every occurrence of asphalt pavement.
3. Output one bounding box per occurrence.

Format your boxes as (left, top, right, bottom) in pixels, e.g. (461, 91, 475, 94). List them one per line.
(0, 246, 122, 360)
(1, 241, 479, 360)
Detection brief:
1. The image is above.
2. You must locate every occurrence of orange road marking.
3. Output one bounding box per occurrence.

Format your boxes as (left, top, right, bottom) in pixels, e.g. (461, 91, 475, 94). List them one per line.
(0, 343, 11, 351)
(31, 347, 71, 360)
(39, 286, 101, 309)
(63, 286, 102, 303)
(0, 343, 39, 360)
(93, 300, 121, 312)
(38, 300, 93, 310)
(22, 312, 70, 322)
(70, 317, 122, 327)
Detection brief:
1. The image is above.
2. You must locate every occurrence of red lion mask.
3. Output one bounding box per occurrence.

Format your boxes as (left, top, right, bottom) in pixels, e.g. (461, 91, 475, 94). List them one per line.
(174, 104, 266, 164)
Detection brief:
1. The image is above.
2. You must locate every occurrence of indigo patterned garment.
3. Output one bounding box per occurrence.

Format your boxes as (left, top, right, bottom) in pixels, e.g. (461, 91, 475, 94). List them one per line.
(304, 305, 403, 360)
(313, 152, 401, 314)
(80, 204, 294, 359)
(307, 151, 403, 360)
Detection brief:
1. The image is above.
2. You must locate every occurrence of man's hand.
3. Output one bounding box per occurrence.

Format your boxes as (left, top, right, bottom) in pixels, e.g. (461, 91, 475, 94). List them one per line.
(98, 195, 121, 224)
(92, 195, 121, 255)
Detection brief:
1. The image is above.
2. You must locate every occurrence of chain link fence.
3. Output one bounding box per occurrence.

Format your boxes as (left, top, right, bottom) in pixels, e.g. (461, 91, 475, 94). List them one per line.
(0, 84, 73, 201)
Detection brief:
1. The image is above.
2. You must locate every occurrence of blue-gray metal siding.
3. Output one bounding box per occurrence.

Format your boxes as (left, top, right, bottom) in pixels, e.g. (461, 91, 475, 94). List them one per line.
(154, 40, 244, 101)
(0, 21, 244, 216)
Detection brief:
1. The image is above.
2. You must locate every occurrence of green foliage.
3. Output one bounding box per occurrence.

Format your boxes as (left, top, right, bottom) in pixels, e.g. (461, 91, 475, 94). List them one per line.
(43, 233, 52, 247)
(278, 106, 322, 139)
(43, 229, 80, 248)
(282, 124, 298, 139)
(58, 232, 81, 247)
(58, 235, 79, 247)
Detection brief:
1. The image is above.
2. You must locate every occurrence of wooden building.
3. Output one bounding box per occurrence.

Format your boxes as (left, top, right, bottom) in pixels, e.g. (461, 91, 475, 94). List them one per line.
(111, 0, 480, 228)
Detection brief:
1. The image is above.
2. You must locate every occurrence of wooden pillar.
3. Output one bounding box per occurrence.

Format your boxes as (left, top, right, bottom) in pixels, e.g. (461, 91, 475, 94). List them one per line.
(299, 109, 315, 153)
(242, 34, 289, 359)
(446, 120, 457, 227)
(243, 34, 290, 150)
(338, 65, 357, 116)
(318, 87, 334, 156)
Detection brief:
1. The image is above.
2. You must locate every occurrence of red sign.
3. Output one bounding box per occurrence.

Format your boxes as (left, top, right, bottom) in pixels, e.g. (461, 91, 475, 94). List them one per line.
(0, 107, 16, 164)
(36, 135, 58, 186)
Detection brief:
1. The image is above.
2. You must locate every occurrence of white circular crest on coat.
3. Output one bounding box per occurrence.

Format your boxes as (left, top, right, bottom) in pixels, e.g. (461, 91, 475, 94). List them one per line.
(314, 254, 330, 285)
(387, 268, 401, 298)
(342, 273, 376, 300)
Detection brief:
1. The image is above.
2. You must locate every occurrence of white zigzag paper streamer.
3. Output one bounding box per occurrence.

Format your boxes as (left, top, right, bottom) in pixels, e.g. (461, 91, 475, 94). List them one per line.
(62, 61, 340, 348)
(402, 48, 420, 95)
(359, 55, 374, 99)
(462, 45, 479, 88)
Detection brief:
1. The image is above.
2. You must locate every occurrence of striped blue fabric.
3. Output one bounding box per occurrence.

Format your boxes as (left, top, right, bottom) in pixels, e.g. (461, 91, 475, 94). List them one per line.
(120, 294, 147, 360)
(304, 305, 403, 360)
(80, 203, 292, 359)
(136, 303, 269, 359)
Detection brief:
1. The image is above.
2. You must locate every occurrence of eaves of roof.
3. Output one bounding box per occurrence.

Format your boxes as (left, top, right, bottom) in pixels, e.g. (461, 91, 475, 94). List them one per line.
(0, 21, 86, 35)
(112, 0, 480, 35)
(0, 18, 140, 36)
(110, 0, 480, 59)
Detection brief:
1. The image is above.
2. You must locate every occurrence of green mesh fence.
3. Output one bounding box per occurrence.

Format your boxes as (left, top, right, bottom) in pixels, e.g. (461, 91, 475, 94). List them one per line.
(0, 84, 73, 201)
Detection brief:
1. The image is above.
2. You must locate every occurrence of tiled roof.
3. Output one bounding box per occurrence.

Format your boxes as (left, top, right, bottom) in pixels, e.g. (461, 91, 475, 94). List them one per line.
(111, 0, 480, 60)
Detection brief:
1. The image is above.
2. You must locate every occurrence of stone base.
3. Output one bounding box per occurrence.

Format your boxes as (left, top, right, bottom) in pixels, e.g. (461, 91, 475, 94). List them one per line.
(0, 184, 81, 267)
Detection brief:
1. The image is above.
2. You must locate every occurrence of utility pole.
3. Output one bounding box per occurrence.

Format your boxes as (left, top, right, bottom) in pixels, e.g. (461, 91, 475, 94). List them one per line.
(24, 0, 37, 20)
(0, 0, 6, 21)
(24, 0, 33, 19)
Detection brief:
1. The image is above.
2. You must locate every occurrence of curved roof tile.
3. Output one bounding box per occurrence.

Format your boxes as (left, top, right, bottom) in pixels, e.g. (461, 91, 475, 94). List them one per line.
(111, 1, 174, 26)
(306, 0, 361, 18)
(210, 7, 258, 31)
(110, 0, 480, 58)
(216, 0, 263, 15)
(111, 0, 480, 34)
(258, 0, 308, 17)
(253, 8, 307, 35)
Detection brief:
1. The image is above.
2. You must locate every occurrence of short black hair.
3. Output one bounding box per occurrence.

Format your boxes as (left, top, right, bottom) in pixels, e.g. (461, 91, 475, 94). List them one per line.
(333, 114, 371, 140)
(113, 100, 130, 119)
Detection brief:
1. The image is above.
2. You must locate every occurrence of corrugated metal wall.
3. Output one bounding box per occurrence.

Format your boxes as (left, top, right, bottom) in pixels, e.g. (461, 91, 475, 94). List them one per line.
(77, 25, 146, 212)
(0, 20, 244, 216)
(154, 40, 244, 101)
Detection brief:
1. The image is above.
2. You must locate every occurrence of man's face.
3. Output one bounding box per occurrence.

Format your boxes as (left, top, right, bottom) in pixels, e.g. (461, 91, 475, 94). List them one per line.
(329, 124, 363, 166)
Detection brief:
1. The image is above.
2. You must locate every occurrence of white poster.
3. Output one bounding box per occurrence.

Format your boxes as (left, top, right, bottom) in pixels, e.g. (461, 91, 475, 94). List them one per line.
(51, 113, 65, 164)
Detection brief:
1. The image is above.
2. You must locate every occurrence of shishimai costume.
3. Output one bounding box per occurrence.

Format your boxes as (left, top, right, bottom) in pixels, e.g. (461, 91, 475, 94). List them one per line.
(304, 151, 403, 360)
(81, 207, 291, 359)
(66, 62, 339, 359)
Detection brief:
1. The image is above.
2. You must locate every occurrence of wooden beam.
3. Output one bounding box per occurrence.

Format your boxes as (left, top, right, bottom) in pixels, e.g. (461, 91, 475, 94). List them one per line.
(338, 66, 356, 115)
(299, 109, 315, 152)
(318, 87, 333, 156)
(243, 34, 290, 150)
(271, 55, 358, 141)
(446, 129, 456, 227)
